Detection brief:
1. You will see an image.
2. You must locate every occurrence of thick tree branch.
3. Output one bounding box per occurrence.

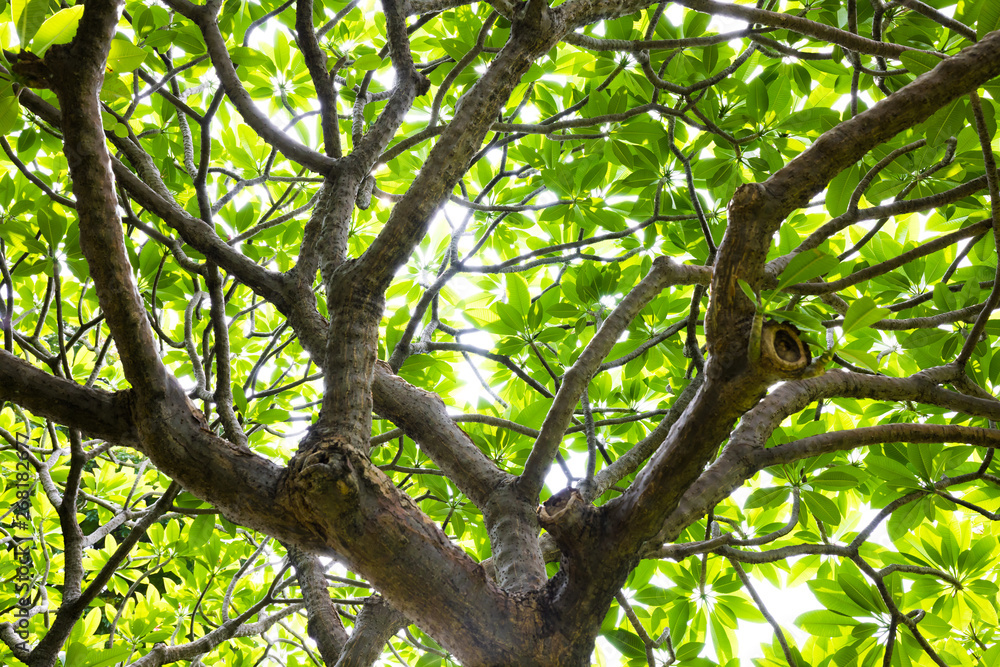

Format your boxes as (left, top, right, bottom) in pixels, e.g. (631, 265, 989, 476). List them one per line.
(0, 351, 137, 445)
(348, 0, 429, 169)
(355, 0, 565, 291)
(333, 597, 406, 667)
(956, 91, 1000, 368)
(295, 0, 341, 158)
(708, 32, 1000, 372)
(371, 362, 510, 507)
(519, 257, 709, 500)
(760, 423, 1000, 466)
(668, 0, 920, 57)
(44, 0, 164, 399)
(764, 31, 1000, 224)
(286, 545, 349, 664)
(161, 0, 337, 174)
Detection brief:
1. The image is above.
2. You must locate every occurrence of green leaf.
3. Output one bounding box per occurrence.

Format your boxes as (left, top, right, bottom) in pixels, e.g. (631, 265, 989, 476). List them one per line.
(978, 0, 1000, 40)
(926, 98, 967, 147)
(837, 568, 881, 614)
(899, 51, 941, 76)
(802, 489, 841, 525)
(507, 274, 531, 317)
(64, 642, 89, 667)
(748, 77, 768, 115)
(494, 301, 525, 334)
(810, 467, 866, 491)
(354, 53, 384, 70)
(273, 31, 290, 71)
(29, 5, 83, 56)
(105, 39, 147, 74)
(980, 644, 1000, 665)
(546, 303, 578, 318)
(865, 455, 919, 488)
(0, 84, 20, 135)
(779, 107, 840, 134)
(888, 498, 930, 540)
(230, 46, 271, 68)
(737, 278, 757, 306)
(771, 310, 827, 336)
(12, 0, 47, 46)
(841, 296, 889, 335)
(632, 586, 678, 606)
(83, 647, 135, 667)
(38, 208, 66, 247)
(776, 249, 839, 291)
(808, 581, 872, 618)
(796, 609, 858, 637)
(825, 165, 860, 218)
(187, 513, 215, 549)
(605, 628, 646, 659)
(744, 486, 789, 510)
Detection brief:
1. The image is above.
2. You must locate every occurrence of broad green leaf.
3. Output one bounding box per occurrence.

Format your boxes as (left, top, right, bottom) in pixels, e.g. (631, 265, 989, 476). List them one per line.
(810, 467, 866, 491)
(507, 274, 531, 317)
(106, 39, 148, 74)
(981, 644, 1000, 666)
(779, 107, 839, 134)
(888, 497, 930, 540)
(38, 209, 66, 247)
(669, 599, 692, 646)
(771, 310, 826, 335)
(273, 31, 290, 72)
(802, 489, 841, 525)
(808, 581, 872, 618)
(825, 165, 860, 218)
(632, 586, 678, 606)
(796, 609, 858, 637)
(748, 77, 768, 115)
(12, 0, 47, 46)
(837, 568, 881, 614)
(865, 455, 919, 488)
(744, 486, 788, 510)
(0, 84, 20, 135)
(494, 301, 524, 334)
(978, 0, 1000, 40)
(546, 303, 578, 318)
(29, 5, 83, 56)
(83, 646, 133, 667)
(230, 46, 271, 68)
(187, 513, 215, 549)
(354, 53, 384, 70)
(926, 98, 967, 147)
(775, 249, 839, 291)
(841, 296, 889, 335)
(605, 628, 645, 659)
(737, 278, 757, 305)
(81, 607, 101, 637)
(899, 51, 941, 76)
(64, 642, 90, 667)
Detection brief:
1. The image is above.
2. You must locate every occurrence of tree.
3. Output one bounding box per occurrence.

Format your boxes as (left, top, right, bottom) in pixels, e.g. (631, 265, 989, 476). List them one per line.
(1, 0, 1000, 663)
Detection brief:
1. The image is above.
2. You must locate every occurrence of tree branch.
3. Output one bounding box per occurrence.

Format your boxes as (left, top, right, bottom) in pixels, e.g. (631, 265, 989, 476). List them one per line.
(160, 0, 337, 174)
(519, 257, 708, 500)
(760, 423, 1000, 466)
(0, 351, 137, 445)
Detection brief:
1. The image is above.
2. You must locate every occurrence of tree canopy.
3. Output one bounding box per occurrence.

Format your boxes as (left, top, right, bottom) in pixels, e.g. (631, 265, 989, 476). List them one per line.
(2, 0, 1000, 664)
